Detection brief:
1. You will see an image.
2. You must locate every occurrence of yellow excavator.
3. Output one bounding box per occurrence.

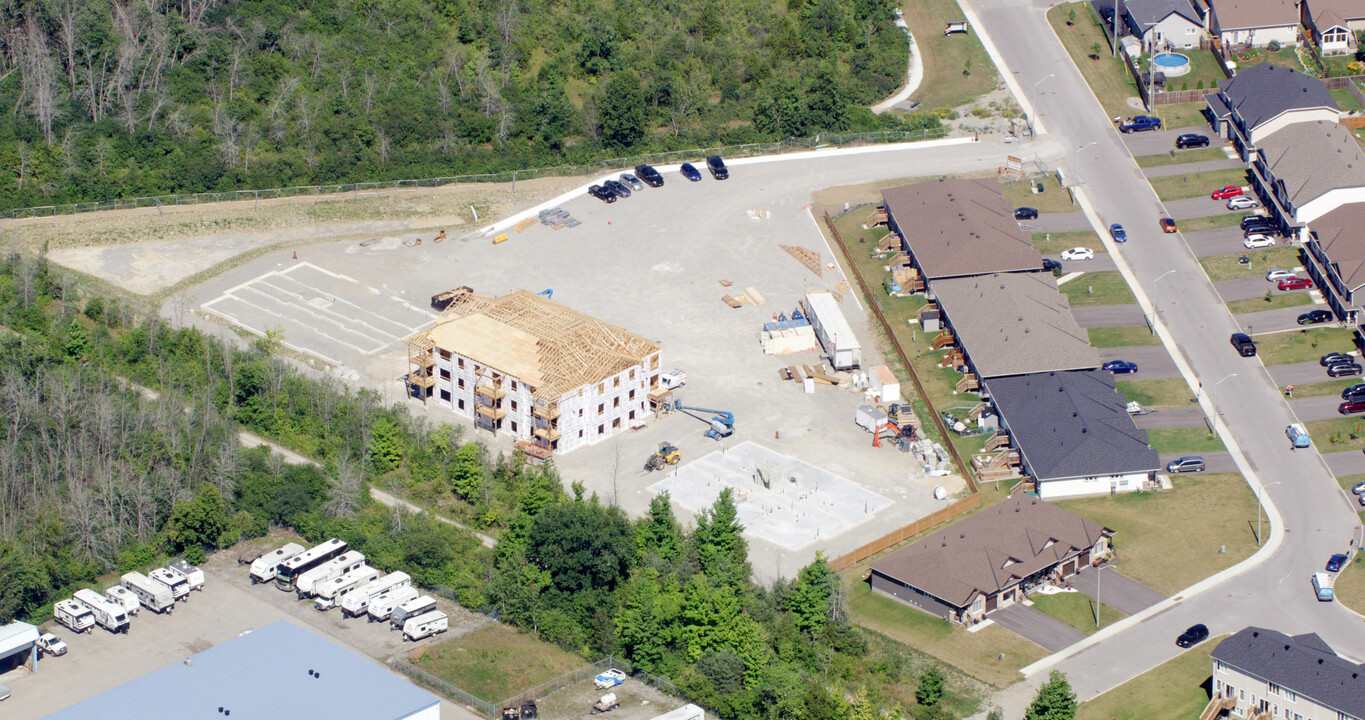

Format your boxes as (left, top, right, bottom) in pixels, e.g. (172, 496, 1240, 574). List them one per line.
(644, 442, 681, 472)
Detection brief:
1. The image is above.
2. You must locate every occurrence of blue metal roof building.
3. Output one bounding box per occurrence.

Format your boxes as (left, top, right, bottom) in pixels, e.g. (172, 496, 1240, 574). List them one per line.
(43, 619, 439, 720)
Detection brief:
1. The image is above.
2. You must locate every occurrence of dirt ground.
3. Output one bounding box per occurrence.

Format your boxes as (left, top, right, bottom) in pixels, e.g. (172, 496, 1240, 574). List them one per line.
(534, 676, 688, 720)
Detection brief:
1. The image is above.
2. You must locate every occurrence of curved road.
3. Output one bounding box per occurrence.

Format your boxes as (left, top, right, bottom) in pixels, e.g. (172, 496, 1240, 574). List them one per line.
(957, 0, 1365, 714)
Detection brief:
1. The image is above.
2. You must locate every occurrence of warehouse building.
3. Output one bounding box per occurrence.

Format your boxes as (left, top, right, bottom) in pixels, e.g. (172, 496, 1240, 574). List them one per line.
(43, 619, 439, 720)
(406, 288, 661, 455)
(0, 621, 39, 675)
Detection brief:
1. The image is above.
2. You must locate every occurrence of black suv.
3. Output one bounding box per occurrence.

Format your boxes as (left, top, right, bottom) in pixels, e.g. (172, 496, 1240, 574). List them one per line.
(1241, 216, 1276, 232)
(706, 155, 729, 180)
(1176, 134, 1210, 149)
(1342, 383, 1365, 400)
(1176, 624, 1210, 648)
(1231, 333, 1257, 357)
(633, 164, 664, 187)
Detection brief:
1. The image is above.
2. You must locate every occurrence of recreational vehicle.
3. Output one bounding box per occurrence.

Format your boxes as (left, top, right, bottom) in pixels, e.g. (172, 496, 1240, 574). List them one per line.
(313, 566, 381, 611)
(249, 543, 306, 584)
(169, 560, 205, 592)
(391, 595, 438, 629)
(275, 538, 349, 591)
(150, 567, 190, 600)
(104, 586, 140, 616)
(294, 551, 366, 598)
(54, 599, 95, 634)
(72, 589, 130, 634)
(120, 572, 175, 614)
(402, 610, 448, 641)
(341, 572, 411, 618)
(367, 586, 420, 623)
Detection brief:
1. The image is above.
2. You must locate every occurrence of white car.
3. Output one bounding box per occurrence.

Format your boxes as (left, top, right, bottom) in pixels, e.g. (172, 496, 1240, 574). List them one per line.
(1265, 269, 1294, 282)
(1227, 196, 1259, 210)
(36, 632, 67, 657)
(1060, 247, 1094, 261)
(1244, 235, 1276, 249)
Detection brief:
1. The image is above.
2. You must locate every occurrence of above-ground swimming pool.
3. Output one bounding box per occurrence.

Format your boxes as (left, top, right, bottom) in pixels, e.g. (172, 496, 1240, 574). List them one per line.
(1151, 52, 1191, 77)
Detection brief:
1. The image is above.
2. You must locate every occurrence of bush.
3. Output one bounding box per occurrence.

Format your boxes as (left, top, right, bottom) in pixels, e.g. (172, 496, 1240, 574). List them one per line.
(1268, 40, 1281, 52)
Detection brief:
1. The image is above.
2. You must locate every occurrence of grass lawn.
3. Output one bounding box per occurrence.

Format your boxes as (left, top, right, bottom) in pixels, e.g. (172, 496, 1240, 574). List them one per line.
(1145, 427, 1226, 453)
(1149, 168, 1250, 202)
(1117, 378, 1196, 407)
(1225, 292, 1312, 315)
(1029, 591, 1126, 634)
(1200, 247, 1301, 282)
(902, 0, 997, 111)
(1061, 272, 1138, 306)
(1003, 174, 1076, 214)
(1306, 417, 1365, 451)
(1254, 327, 1358, 365)
(1283, 378, 1360, 399)
(1089, 326, 1160, 348)
(411, 623, 584, 702)
(1154, 101, 1215, 129)
(1033, 230, 1104, 256)
(1076, 636, 1219, 720)
(1172, 213, 1243, 234)
(1058, 473, 1258, 594)
(1233, 47, 1305, 72)
(847, 580, 1048, 687)
(1139, 49, 1224, 94)
(1048, 3, 1139, 119)
(1330, 87, 1365, 113)
(1134, 147, 1226, 168)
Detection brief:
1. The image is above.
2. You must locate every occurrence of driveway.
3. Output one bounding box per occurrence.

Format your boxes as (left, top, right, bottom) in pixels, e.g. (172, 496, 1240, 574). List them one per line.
(1050, 254, 1118, 274)
(1068, 565, 1166, 616)
(1143, 158, 1245, 179)
(1132, 405, 1204, 429)
(1026, 211, 1091, 233)
(1183, 226, 1251, 258)
(1290, 395, 1350, 422)
(988, 602, 1086, 653)
(1070, 305, 1146, 328)
(1324, 449, 1365, 475)
(1119, 125, 1210, 156)
(1237, 307, 1330, 335)
(1158, 451, 1237, 473)
(1214, 276, 1306, 303)
(1165, 196, 1242, 221)
(1098, 345, 1182, 379)
(1269, 361, 1334, 386)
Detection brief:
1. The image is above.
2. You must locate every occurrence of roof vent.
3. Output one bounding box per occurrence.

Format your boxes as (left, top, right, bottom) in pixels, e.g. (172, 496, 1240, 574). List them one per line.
(1319, 659, 1325, 665)
(309, 669, 315, 676)
(1082, 427, 1088, 433)
(1253, 631, 1259, 638)
(185, 659, 193, 666)
(1073, 412, 1078, 417)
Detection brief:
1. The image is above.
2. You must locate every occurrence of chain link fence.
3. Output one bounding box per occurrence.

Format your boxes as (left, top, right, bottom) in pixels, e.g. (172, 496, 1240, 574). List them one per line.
(389, 655, 498, 718)
(1, 128, 947, 220)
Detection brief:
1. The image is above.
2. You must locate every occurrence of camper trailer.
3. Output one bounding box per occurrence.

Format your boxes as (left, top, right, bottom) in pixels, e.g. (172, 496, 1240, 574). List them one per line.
(249, 542, 306, 584)
(340, 572, 411, 618)
(54, 599, 95, 634)
(313, 566, 381, 612)
(367, 586, 420, 623)
(72, 589, 130, 634)
(104, 586, 141, 616)
(150, 567, 190, 601)
(120, 572, 175, 614)
(275, 539, 350, 591)
(390, 595, 438, 629)
(402, 610, 448, 641)
(169, 560, 205, 592)
(294, 551, 366, 599)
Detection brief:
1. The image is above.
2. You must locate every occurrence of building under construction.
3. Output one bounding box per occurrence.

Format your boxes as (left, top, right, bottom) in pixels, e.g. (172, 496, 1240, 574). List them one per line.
(406, 289, 662, 455)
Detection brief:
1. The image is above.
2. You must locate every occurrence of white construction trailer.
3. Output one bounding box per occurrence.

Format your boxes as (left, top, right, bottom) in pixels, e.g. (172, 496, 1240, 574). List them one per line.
(169, 560, 205, 592)
(120, 572, 175, 614)
(313, 566, 381, 611)
(651, 705, 706, 720)
(275, 538, 350, 591)
(150, 567, 190, 601)
(54, 599, 95, 634)
(402, 610, 448, 641)
(72, 589, 130, 634)
(249, 542, 306, 584)
(391, 595, 438, 629)
(341, 572, 411, 618)
(105, 586, 141, 616)
(294, 551, 366, 599)
(804, 291, 862, 370)
(366, 586, 420, 623)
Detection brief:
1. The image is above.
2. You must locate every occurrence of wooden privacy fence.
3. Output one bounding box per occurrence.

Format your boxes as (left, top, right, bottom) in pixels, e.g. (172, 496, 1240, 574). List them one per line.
(830, 494, 981, 571)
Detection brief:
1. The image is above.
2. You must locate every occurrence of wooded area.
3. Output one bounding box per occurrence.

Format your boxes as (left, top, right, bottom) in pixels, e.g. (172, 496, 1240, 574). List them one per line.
(0, 0, 934, 211)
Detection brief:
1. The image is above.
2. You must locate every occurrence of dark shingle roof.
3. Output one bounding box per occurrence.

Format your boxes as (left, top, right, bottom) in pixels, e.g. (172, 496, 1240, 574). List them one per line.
(1124, 0, 1202, 33)
(1211, 627, 1365, 719)
(1309, 204, 1365, 291)
(1258, 121, 1365, 213)
(984, 370, 1160, 482)
(869, 496, 1111, 608)
(1220, 64, 1338, 131)
(881, 179, 1042, 281)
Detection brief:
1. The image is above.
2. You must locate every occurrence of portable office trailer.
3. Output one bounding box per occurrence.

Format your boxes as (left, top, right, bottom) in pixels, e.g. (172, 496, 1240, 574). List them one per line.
(803, 291, 861, 370)
(72, 589, 130, 634)
(391, 595, 438, 629)
(54, 599, 95, 634)
(341, 572, 411, 618)
(150, 567, 190, 600)
(275, 538, 349, 591)
(294, 551, 366, 598)
(104, 586, 141, 616)
(402, 610, 448, 641)
(249, 542, 306, 584)
(168, 560, 205, 592)
(313, 566, 381, 611)
(120, 572, 175, 614)
(367, 586, 420, 623)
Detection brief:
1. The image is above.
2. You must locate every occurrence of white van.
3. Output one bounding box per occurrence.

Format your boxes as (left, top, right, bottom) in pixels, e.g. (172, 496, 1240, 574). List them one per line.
(1313, 572, 1335, 602)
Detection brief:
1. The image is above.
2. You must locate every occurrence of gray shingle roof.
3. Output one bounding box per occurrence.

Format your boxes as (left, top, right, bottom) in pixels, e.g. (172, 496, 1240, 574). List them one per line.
(1309, 204, 1365, 291)
(869, 496, 1112, 608)
(1124, 0, 1202, 33)
(1211, 627, 1365, 719)
(1210, 0, 1298, 31)
(984, 370, 1160, 482)
(932, 273, 1099, 378)
(1259, 120, 1365, 211)
(881, 179, 1042, 281)
(1219, 64, 1338, 131)
(43, 620, 439, 720)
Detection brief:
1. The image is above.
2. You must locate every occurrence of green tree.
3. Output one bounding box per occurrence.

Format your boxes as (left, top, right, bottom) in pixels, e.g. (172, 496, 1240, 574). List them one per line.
(693, 488, 751, 587)
(368, 416, 403, 474)
(63, 320, 89, 361)
(525, 499, 635, 594)
(917, 666, 945, 707)
(615, 567, 683, 672)
(449, 443, 484, 500)
(786, 552, 836, 637)
(599, 71, 648, 149)
(1026, 671, 1078, 720)
(167, 486, 230, 554)
(637, 492, 682, 563)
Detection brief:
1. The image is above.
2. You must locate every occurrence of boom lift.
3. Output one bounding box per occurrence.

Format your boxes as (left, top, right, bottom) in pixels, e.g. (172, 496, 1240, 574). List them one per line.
(672, 400, 735, 439)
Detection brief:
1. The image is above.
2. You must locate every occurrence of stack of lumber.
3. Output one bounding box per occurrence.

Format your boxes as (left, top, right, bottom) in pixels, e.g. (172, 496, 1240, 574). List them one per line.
(780, 245, 822, 276)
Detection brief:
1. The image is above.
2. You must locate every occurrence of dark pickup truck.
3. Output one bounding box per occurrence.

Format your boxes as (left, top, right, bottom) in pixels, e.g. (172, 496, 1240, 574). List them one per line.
(1120, 115, 1162, 133)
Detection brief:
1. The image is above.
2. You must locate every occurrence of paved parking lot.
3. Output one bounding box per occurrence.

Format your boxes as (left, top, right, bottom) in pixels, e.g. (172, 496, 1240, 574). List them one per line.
(1214, 276, 1309, 303)
(1070, 305, 1145, 328)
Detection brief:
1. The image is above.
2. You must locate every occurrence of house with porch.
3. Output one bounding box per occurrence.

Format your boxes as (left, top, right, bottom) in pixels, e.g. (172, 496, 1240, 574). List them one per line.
(1302, 203, 1365, 326)
(1123, 0, 1205, 51)
(1209, 627, 1365, 720)
(1205, 63, 1339, 154)
(867, 496, 1113, 625)
(1206, 0, 1300, 48)
(1301, 0, 1365, 55)
(1251, 120, 1365, 237)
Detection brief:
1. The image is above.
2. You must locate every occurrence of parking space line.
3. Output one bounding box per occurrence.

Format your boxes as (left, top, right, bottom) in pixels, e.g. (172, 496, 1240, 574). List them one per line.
(805, 206, 863, 313)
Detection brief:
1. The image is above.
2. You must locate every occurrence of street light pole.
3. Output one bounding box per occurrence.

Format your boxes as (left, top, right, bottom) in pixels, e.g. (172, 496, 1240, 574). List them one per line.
(1074, 141, 1097, 176)
(1031, 74, 1056, 140)
(1151, 269, 1176, 335)
(1257, 482, 1282, 545)
(1209, 372, 1238, 431)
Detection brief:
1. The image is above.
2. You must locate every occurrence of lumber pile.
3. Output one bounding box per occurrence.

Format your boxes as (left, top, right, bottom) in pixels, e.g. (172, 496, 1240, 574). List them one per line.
(722, 294, 748, 308)
(745, 287, 766, 306)
(512, 217, 537, 233)
(780, 245, 822, 277)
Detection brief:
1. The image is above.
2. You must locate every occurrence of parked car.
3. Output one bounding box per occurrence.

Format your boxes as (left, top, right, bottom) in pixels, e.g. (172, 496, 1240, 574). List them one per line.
(1120, 115, 1162, 133)
(1265, 269, 1295, 282)
(1109, 223, 1127, 242)
(1327, 553, 1349, 572)
(1042, 258, 1063, 272)
(1351, 480, 1365, 494)
(1323, 352, 1354, 367)
(705, 155, 729, 180)
(1212, 185, 1244, 200)
(1166, 456, 1206, 473)
(1341, 382, 1365, 398)
(1227, 196, 1258, 210)
(587, 185, 616, 203)
(1014, 207, 1039, 220)
(1338, 400, 1365, 415)
(1300, 309, 1335, 325)
(36, 632, 67, 657)
(1061, 247, 1094, 261)
(603, 179, 631, 198)
(633, 164, 664, 187)
(1176, 133, 1210, 149)
(1176, 624, 1210, 648)
(1159, 217, 1177, 233)
(619, 172, 643, 191)
(1244, 235, 1276, 249)
(1231, 333, 1257, 356)
(679, 163, 702, 181)
(1288, 423, 1312, 448)
(1103, 360, 1138, 374)
(1278, 277, 1312, 291)
(1242, 219, 1277, 234)
(1327, 362, 1364, 378)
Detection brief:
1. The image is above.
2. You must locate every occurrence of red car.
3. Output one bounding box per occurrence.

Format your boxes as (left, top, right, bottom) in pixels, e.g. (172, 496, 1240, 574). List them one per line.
(1159, 218, 1177, 233)
(1211, 185, 1244, 200)
(1340, 400, 1365, 415)
(1278, 277, 1313, 291)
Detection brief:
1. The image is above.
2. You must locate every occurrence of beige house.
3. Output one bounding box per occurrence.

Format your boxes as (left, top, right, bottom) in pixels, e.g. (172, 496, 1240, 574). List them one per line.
(1207, 0, 1300, 47)
(1210, 627, 1365, 720)
(1301, 0, 1365, 54)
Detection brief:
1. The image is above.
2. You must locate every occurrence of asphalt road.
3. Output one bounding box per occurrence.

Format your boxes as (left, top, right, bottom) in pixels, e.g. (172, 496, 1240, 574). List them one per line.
(962, 0, 1365, 713)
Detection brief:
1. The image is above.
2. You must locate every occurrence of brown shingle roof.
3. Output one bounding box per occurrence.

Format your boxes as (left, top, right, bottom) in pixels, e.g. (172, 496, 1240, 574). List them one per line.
(1211, 0, 1298, 30)
(881, 179, 1042, 280)
(1310, 204, 1365, 291)
(869, 497, 1112, 608)
(1309, 0, 1364, 27)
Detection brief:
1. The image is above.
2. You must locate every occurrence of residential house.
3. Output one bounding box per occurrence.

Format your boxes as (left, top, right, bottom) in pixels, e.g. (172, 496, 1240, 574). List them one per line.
(1252, 120, 1365, 232)
(1303, 203, 1365, 326)
(1205, 63, 1339, 153)
(867, 496, 1113, 625)
(1123, 0, 1205, 51)
(1301, 0, 1365, 55)
(1210, 626, 1365, 720)
(1207, 0, 1300, 48)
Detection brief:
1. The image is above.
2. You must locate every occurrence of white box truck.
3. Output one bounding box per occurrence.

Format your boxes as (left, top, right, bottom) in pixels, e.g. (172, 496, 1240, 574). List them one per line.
(121, 572, 175, 614)
(105, 586, 140, 616)
(275, 538, 349, 591)
(73, 589, 130, 634)
(367, 586, 419, 623)
(169, 560, 205, 592)
(150, 567, 191, 601)
(391, 595, 438, 629)
(250, 542, 306, 584)
(341, 571, 411, 618)
(294, 551, 366, 599)
(313, 566, 381, 611)
(402, 610, 448, 641)
(54, 599, 95, 634)
(804, 291, 861, 370)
